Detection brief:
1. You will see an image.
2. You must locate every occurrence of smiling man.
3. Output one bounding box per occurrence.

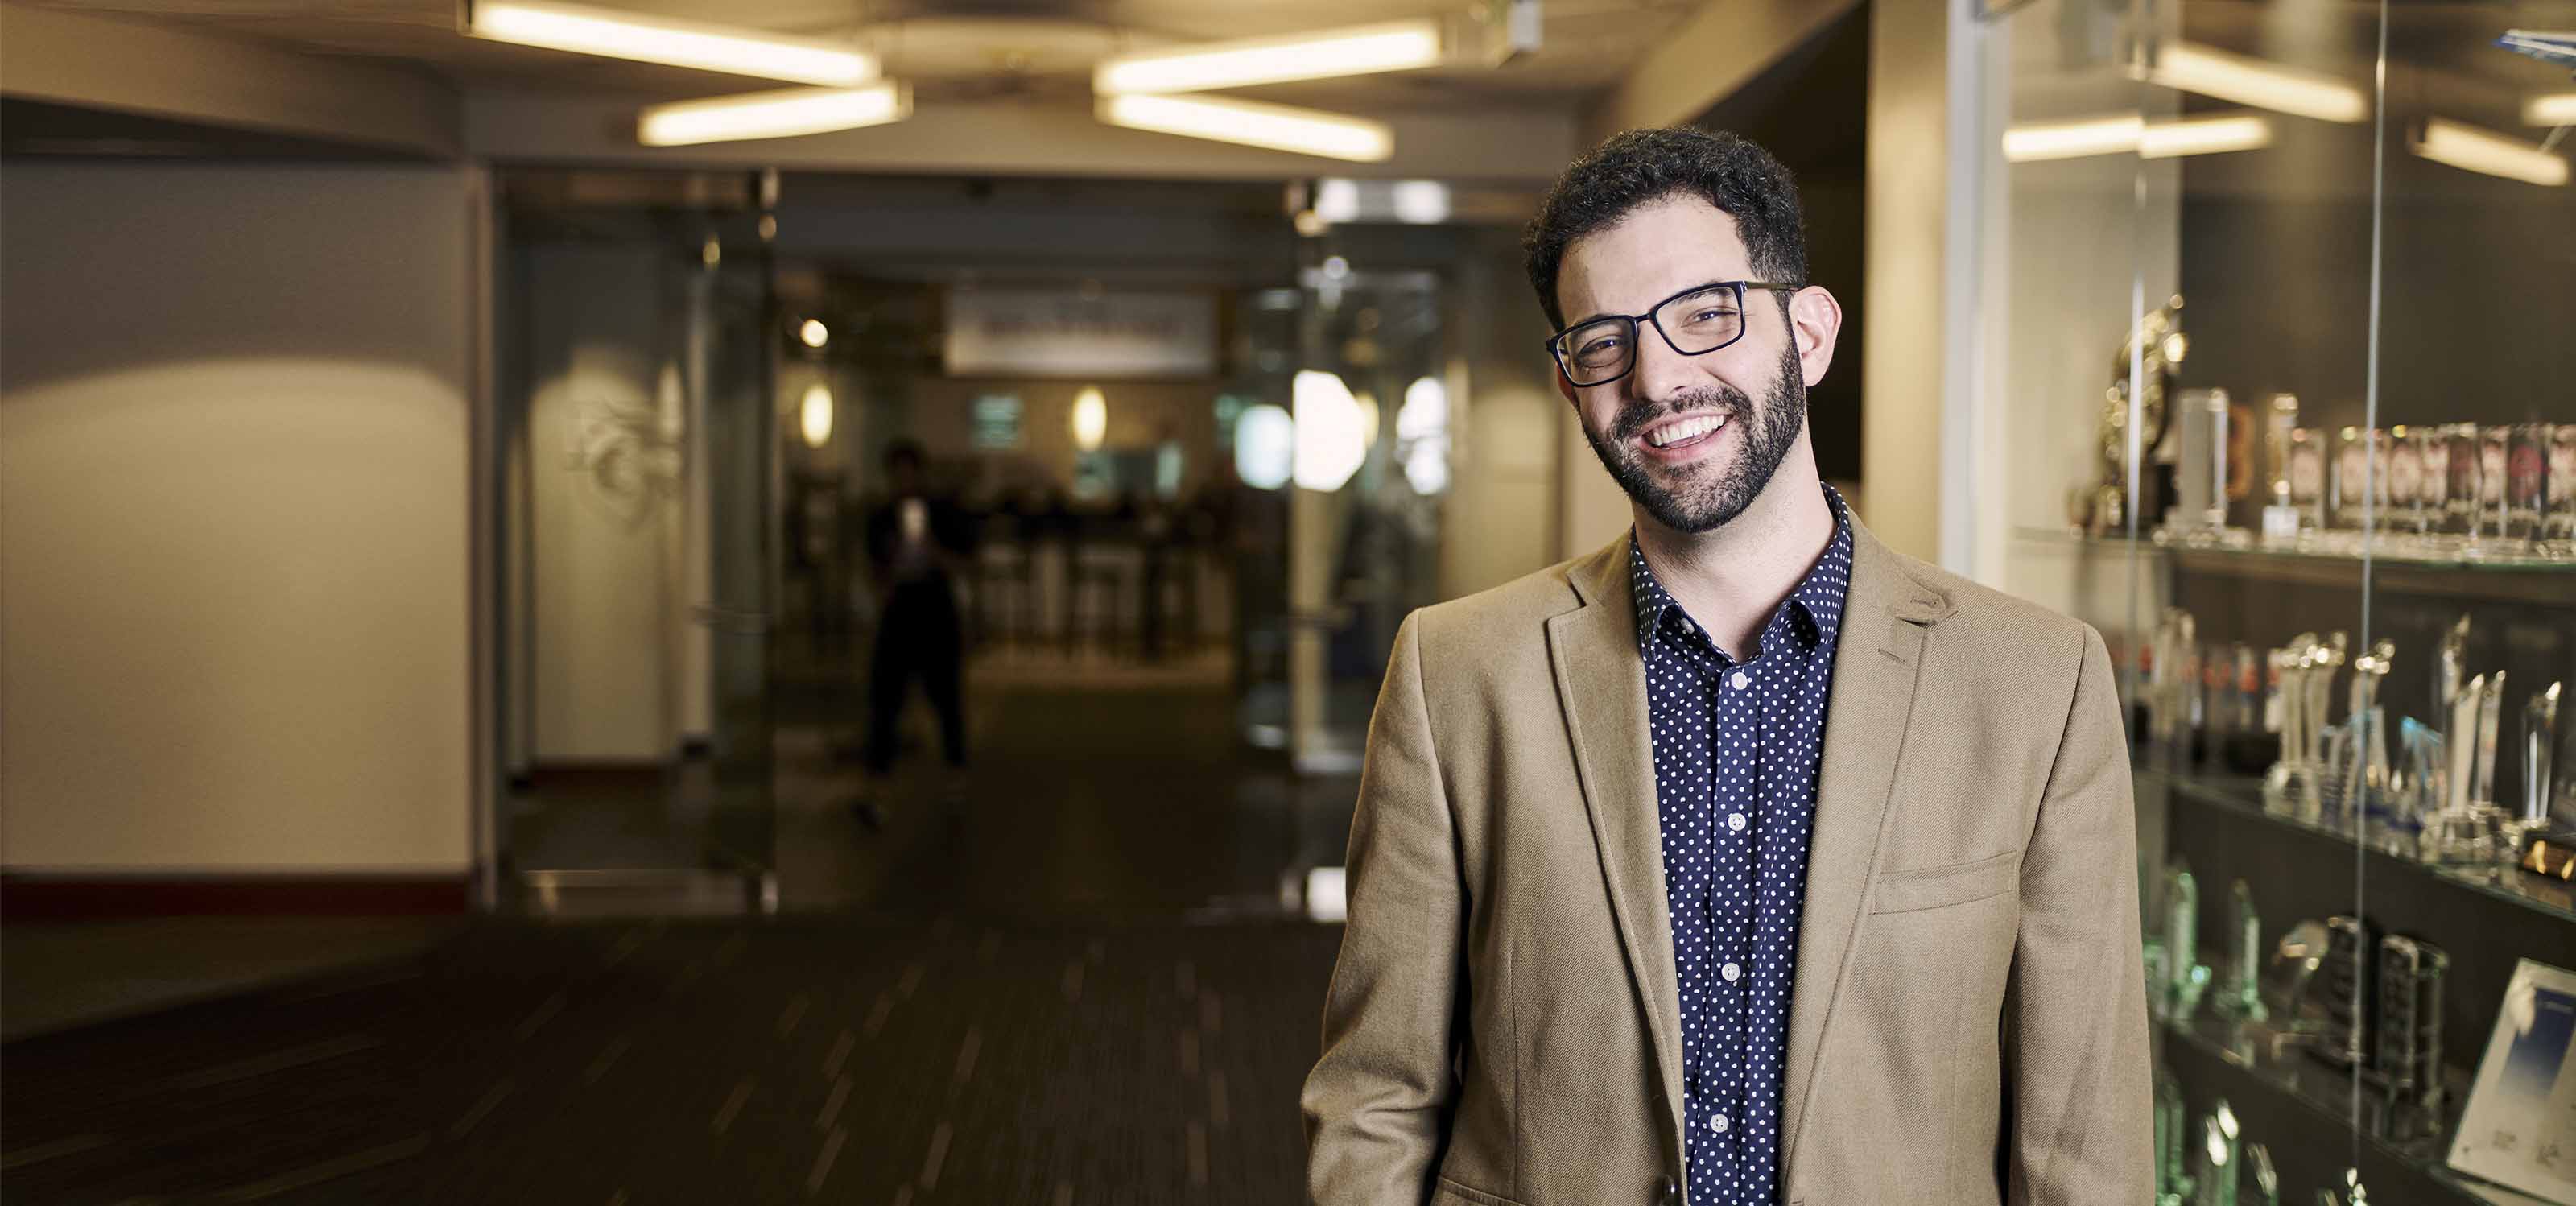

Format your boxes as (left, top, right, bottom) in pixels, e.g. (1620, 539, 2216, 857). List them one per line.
(1302, 129, 2150, 1206)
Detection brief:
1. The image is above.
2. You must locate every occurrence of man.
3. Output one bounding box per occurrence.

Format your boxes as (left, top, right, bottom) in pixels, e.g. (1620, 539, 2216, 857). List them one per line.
(1301, 129, 2149, 1206)
(854, 440, 970, 827)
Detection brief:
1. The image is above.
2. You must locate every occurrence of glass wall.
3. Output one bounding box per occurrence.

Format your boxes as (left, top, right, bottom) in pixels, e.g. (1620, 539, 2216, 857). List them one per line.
(1972, 2, 2575, 1201)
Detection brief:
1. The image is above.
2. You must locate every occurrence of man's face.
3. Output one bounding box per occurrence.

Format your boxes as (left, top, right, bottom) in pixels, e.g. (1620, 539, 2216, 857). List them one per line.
(1553, 196, 1813, 535)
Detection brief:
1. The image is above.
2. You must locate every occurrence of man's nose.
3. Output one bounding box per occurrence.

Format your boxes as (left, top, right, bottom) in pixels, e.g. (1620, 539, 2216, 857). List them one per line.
(1627, 324, 1699, 404)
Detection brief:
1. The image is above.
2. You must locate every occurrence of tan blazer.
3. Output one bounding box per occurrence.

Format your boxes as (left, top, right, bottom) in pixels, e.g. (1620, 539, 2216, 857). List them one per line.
(1302, 521, 2150, 1206)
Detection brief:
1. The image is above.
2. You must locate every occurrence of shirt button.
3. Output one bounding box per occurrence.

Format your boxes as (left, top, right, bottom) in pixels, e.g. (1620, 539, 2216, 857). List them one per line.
(1721, 961, 1741, 982)
(1712, 1112, 1730, 1134)
(1728, 812, 1747, 832)
(1729, 670, 1749, 690)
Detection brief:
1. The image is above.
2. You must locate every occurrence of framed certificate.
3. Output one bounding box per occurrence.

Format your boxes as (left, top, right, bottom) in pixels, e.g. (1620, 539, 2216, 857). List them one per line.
(2451, 959, 2576, 1204)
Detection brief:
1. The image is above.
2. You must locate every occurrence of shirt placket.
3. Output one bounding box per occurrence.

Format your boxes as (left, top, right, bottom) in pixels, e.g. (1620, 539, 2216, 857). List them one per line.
(1714, 650, 1766, 1205)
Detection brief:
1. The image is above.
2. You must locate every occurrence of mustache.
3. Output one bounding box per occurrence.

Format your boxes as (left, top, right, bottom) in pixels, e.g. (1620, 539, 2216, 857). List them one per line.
(1608, 383, 1753, 444)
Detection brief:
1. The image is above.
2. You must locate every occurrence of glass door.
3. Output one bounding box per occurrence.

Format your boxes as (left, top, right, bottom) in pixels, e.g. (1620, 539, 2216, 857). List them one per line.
(493, 176, 778, 915)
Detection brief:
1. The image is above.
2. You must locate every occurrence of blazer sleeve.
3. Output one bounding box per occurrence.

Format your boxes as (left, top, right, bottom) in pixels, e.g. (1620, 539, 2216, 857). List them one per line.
(2007, 624, 2153, 1206)
(1302, 610, 1464, 1205)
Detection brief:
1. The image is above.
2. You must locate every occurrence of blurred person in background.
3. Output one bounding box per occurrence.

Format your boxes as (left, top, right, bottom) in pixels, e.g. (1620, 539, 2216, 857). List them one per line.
(853, 440, 972, 828)
(1302, 127, 2149, 1206)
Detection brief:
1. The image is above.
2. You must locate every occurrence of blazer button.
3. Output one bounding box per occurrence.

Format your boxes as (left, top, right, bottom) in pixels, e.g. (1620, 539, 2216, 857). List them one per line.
(1654, 1174, 1678, 1204)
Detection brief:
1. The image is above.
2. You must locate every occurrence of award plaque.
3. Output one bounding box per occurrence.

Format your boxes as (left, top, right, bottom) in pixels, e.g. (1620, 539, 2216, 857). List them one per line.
(2448, 959, 2576, 1204)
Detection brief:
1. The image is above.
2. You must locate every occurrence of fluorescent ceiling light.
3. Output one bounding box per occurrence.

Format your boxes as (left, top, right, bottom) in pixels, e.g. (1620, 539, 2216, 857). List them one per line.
(2413, 118, 2570, 186)
(1094, 19, 1443, 95)
(1311, 178, 1451, 224)
(469, 1, 877, 86)
(2140, 113, 2273, 158)
(2527, 93, 2576, 126)
(2003, 111, 2272, 162)
(2003, 114, 2142, 162)
(1100, 94, 1392, 163)
(2145, 42, 2367, 124)
(639, 85, 910, 147)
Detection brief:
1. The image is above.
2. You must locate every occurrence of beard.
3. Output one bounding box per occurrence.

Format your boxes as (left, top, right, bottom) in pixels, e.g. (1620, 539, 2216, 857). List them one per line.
(1581, 337, 1808, 535)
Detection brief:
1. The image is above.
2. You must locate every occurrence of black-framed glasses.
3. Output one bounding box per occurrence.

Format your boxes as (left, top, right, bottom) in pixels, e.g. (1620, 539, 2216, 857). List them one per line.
(1543, 280, 1801, 387)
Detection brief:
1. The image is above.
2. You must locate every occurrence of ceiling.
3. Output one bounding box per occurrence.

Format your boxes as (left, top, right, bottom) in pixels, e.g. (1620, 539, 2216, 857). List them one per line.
(10, 0, 1706, 112)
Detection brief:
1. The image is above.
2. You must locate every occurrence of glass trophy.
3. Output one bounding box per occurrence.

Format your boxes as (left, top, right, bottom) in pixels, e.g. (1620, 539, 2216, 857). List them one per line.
(2197, 1101, 2240, 1206)
(2425, 671, 2511, 869)
(2214, 880, 2266, 1023)
(2337, 639, 2393, 824)
(2516, 682, 2566, 874)
(2247, 1143, 2278, 1206)
(2332, 425, 2371, 546)
(2386, 425, 2421, 541)
(2171, 389, 2231, 539)
(2317, 915, 2372, 1069)
(2474, 424, 2511, 548)
(2262, 395, 2301, 544)
(2445, 424, 2480, 540)
(2161, 862, 2209, 1020)
(2372, 934, 2447, 1123)
(2288, 426, 2326, 539)
(2409, 424, 2447, 542)
(2157, 1067, 2192, 1206)
(2389, 717, 2443, 854)
(2264, 634, 2335, 822)
(2549, 424, 2576, 555)
(2508, 422, 2548, 547)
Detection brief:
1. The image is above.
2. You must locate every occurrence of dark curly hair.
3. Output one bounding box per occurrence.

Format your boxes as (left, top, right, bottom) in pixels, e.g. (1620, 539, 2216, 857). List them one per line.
(1523, 127, 1809, 332)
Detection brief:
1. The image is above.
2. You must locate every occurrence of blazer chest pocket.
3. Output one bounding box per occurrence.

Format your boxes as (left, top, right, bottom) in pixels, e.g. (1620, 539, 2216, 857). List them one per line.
(1872, 849, 2020, 914)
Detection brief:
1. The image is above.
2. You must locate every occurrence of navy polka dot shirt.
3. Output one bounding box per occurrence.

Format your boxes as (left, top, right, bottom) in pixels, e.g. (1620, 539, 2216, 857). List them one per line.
(1628, 485, 1852, 1206)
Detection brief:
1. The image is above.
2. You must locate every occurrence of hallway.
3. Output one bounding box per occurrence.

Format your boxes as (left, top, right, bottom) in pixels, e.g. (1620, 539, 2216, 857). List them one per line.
(0, 668, 1362, 1204)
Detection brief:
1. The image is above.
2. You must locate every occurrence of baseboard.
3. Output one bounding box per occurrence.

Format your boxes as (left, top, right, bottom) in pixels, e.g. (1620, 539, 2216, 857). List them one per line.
(1, 873, 473, 920)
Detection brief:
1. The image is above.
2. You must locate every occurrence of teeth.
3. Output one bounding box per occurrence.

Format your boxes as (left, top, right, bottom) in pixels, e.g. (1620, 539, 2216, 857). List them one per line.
(1646, 413, 1728, 448)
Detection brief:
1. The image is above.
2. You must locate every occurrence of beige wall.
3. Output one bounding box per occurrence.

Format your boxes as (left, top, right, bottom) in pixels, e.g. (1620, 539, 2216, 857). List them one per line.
(1, 162, 473, 872)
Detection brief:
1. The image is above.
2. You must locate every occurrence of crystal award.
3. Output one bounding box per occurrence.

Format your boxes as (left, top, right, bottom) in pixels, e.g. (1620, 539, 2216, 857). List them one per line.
(2198, 1101, 2241, 1206)
(2161, 861, 2209, 1021)
(2215, 880, 2267, 1023)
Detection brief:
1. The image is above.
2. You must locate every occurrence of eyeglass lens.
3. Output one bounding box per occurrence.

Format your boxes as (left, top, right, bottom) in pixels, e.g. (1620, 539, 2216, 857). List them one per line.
(1555, 284, 1747, 385)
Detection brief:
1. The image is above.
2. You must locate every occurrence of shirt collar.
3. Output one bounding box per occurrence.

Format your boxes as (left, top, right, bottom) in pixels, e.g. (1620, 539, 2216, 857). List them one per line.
(1628, 485, 1854, 655)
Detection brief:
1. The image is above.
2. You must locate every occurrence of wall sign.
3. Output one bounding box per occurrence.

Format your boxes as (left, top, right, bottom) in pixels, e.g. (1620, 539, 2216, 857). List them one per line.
(944, 288, 1216, 378)
(971, 394, 1023, 450)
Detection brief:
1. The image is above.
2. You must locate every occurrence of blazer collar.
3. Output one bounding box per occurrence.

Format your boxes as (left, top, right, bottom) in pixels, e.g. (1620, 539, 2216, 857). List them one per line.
(1550, 514, 1947, 1170)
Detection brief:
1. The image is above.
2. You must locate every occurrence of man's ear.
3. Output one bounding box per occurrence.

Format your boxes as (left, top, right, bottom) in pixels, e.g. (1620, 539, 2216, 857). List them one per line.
(1554, 364, 1578, 407)
(1786, 286, 1843, 388)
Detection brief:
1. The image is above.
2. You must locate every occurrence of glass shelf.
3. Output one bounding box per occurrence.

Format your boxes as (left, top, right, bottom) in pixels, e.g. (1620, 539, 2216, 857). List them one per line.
(2138, 766, 2576, 927)
(2013, 524, 2576, 572)
(2012, 527, 2575, 605)
(2155, 1011, 2539, 1205)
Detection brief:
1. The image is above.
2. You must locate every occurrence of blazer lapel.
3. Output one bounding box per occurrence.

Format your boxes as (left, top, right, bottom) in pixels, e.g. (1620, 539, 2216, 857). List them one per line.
(1545, 539, 1686, 1139)
(1781, 522, 1950, 1171)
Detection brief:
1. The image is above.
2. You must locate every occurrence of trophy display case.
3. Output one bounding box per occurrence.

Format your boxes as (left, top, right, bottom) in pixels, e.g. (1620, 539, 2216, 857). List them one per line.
(1971, 1, 2574, 1202)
